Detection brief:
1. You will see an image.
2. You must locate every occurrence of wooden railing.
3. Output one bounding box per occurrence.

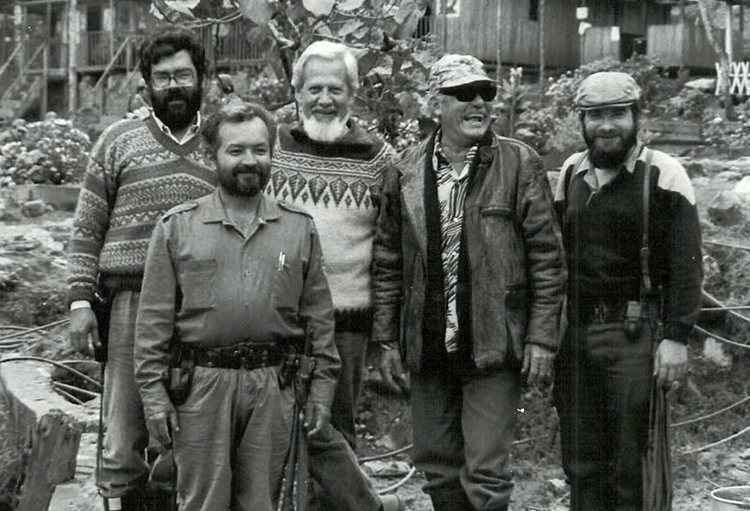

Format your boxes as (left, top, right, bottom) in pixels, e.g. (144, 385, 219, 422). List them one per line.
(198, 20, 268, 66)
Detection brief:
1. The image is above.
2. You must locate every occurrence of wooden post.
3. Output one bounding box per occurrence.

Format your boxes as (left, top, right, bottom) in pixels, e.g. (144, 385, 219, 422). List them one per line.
(68, 0, 78, 113)
(41, 43, 48, 116)
(441, 0, 448, 52)
(538, 0, 545, 104)
(496, 0, 502, 85)
(726, 3, 734, 64)
(740, 3, 745, 61)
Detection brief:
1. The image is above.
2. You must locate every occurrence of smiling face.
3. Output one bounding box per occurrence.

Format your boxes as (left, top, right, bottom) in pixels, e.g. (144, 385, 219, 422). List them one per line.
(295, 57, 353, 142)
(214, 118, 272, 197)
(436, 83, 493, 149)
(582, 105, 638, 169)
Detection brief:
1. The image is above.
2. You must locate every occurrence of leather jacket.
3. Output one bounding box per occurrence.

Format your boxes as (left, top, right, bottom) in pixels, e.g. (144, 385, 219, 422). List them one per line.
(372, 130, 566, 374)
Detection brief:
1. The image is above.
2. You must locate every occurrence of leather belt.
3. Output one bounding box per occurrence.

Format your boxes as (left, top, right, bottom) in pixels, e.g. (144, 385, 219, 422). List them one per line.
(184, 341, 295, 370)
(573, 300, 629, 325)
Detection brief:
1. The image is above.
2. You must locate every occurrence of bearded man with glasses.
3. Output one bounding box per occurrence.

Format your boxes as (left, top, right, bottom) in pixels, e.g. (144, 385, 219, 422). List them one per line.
(67, 27, 214, 511)
(372, 54, 566, 511)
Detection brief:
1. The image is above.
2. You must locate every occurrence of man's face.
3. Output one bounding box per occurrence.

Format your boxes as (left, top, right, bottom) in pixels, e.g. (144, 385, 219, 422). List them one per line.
(436, 83, 494, 148)
(295, 57, 353, 142)
(147, 49, 201, 131)
(214, 118, 272, 197)
(582, 106, 638, 169)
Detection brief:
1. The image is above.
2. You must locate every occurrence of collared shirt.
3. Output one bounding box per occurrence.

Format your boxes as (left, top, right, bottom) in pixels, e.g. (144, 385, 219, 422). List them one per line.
(576, 142, 644, 193)
(151, 110, 202, 145)
(432, 133, 478, 353)
(135, 189, 339, 418)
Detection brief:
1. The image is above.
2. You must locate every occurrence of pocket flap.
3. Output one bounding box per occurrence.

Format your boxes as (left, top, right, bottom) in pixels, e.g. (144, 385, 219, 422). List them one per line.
(480, 206, 513, 218)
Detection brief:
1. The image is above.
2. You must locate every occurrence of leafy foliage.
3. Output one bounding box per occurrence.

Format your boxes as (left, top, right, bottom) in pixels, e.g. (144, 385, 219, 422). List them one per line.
(0, 117, 91, 187)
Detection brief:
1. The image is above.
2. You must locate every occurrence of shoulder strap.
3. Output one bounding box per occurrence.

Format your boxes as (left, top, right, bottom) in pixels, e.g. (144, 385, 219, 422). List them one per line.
(640, 147, 654, 295)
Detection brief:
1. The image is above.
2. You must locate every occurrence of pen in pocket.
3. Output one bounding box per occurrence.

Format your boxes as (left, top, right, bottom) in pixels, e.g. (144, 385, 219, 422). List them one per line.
(277, 251, 286, 271)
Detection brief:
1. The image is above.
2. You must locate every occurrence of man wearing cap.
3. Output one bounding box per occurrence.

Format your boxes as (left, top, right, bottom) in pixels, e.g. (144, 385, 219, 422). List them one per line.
(553, 71, 702, 510)
(373, 55, 566, 511)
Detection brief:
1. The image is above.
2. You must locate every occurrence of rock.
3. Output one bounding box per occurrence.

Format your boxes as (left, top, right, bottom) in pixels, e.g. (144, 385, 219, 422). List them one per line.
(707, 191, 747, 226)
(362, 460, 412, 478)
(684, 162, 705, 178)
(548, 478, 568, 493)
(21, 199, 46, 218)
(684, 78, 716, 92)
(715, 170, 743, 182)
(703, 337, 732, 368)
(734, 176, 750, 197)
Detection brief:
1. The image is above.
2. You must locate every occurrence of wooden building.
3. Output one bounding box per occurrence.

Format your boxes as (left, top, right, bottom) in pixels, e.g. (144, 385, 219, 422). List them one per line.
(0, 0, 268, 118)
(427, 0, 742, 71)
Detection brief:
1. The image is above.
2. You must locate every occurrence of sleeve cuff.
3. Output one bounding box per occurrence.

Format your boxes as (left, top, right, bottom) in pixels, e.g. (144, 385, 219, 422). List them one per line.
(70, 300, 92, 311)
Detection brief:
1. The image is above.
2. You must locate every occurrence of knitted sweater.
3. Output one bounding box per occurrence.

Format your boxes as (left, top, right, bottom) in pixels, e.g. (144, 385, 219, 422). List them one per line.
(268, 123, 393, 317)
(67, 115, 216, 303)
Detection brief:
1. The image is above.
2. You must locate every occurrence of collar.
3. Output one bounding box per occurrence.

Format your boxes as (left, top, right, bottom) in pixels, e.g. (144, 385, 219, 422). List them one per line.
(575, 142, 645, 176)
(198, 188, 281, 225)
(432, 129, 479, 176)
(151, 110, 202, 145)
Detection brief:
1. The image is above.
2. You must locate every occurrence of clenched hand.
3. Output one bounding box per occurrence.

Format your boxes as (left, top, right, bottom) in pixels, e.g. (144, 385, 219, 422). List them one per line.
(304, 402, 331, 439)
(654, 338, 687, 389)
(146, 407, 180, 453)
(522, 344, 554, 387)
(69, 307, 100, 355)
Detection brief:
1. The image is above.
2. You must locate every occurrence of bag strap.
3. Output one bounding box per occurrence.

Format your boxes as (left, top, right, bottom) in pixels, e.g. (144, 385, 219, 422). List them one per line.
(640, 147, 654, 296)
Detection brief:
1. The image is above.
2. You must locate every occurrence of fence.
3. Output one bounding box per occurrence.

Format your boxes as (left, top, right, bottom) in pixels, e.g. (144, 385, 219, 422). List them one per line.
(716, 61, 750, 96)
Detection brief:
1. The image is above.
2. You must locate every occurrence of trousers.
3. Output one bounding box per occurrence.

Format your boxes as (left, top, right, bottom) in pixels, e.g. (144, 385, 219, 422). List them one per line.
(554, 321, 654, 511)
(411, 359, 520, 511)
(99, 290, 150, 497)
(173, 366, 294, 511)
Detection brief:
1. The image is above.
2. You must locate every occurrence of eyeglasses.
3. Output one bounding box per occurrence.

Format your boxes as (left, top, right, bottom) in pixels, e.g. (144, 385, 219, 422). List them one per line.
(151, 69, 195, 89)
(441, 85, 496, 102)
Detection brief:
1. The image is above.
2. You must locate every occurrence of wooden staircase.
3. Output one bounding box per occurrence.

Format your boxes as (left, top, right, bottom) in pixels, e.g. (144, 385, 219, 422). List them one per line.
(0, 42, 47, 119)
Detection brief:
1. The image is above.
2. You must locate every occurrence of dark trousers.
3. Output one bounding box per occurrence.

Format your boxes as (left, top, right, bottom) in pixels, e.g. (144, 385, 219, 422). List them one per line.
(554, 321, 654, 511)
(411, 359, 520, 511)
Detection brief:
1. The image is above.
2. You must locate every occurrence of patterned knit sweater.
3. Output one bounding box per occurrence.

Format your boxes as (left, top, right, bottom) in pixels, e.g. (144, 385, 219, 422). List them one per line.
(67, 115, 216, 304)
(268, 123, 393, 319)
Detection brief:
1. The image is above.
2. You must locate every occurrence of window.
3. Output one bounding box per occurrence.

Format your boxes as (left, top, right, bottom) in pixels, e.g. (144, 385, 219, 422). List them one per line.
(529, 0, 539, 21)
(86, 5, 102, 32)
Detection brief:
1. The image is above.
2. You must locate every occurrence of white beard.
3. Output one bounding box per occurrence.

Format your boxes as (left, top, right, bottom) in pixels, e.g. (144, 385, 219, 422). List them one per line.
(300, 111, 351, 142)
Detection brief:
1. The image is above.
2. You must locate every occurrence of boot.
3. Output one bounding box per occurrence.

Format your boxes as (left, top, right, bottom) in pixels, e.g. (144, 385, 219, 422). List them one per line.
(102, 488, 146, 511)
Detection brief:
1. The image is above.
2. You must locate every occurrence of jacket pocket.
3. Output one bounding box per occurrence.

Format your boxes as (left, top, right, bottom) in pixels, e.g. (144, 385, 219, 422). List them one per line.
(179, 259, 217, 311)
(272, 256, 303, 313)
(480, 205, 513, 218)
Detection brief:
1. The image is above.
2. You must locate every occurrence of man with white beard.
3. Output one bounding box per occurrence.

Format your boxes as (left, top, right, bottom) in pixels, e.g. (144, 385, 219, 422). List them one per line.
(266, 41, 401, 511)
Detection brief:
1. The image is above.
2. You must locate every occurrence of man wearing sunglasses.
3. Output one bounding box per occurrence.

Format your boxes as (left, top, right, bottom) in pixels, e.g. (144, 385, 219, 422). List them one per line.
(67, 28, 214, 511)
(372, 54, 566, 511)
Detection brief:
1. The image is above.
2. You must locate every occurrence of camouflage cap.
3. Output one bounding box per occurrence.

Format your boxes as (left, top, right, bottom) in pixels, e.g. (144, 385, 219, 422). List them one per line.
(575, 71, 641, 110)
(429, 54, 494, 96)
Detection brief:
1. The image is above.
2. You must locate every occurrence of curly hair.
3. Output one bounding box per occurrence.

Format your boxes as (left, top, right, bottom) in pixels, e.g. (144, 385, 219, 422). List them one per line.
(202, 102, 278, 156)
(139, 27, 206, 86)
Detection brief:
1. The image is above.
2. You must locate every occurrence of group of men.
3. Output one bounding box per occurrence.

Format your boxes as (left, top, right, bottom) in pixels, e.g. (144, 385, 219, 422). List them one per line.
(67, 25, 702, 511)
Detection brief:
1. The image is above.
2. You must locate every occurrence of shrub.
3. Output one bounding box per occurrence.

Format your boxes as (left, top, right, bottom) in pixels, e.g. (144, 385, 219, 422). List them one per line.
(0, 117, 91, 187)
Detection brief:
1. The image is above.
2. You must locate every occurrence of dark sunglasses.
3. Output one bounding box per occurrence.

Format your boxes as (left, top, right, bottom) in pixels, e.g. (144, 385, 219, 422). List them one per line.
(441, 85, 496, 102)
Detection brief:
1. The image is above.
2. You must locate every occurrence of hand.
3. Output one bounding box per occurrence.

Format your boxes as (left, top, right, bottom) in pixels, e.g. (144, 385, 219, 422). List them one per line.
(653, 338, 687, 389)
(521, 344, 554, 387)
(69, 307, 100, 355)
(145, 408, 180, 453)
(304, 402, 331, 439)
(379, 348, 409, 395)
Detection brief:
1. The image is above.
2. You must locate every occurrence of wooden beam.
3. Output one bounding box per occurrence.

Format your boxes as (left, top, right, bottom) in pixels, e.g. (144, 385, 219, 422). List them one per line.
(41, 42, 48, 116)
(496, 0, 502, 82)
(68, 0, 78, 113)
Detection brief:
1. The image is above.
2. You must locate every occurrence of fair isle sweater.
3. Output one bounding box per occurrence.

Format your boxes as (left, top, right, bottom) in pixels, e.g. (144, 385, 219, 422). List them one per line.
(67, 115, 216, 304)
(268, 123, 393, 324)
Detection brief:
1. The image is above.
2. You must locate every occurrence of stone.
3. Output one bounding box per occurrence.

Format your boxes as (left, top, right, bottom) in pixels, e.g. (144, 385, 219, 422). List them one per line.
(715, 170, 743, 182)
(707, 191, 747, 227)
(362, 460, 412, 477)
(703, 337, 732, 368)
(21, 199, 46, 218)
(684, 78, 716, 92)
(684, 161, 705, 178)
(734, 176, 750, 197)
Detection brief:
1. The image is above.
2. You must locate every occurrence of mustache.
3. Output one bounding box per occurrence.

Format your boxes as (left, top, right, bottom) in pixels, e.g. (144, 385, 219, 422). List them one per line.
(232, 164, 262, 175)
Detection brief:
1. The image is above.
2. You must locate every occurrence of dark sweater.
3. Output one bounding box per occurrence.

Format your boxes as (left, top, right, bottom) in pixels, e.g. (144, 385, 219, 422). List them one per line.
(555, 146, 703, 343)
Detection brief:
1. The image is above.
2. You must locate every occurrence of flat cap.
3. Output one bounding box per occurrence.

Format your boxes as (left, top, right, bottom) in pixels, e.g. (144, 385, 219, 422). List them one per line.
(429, 54, 494, 96)
(575, 71, 641, 110)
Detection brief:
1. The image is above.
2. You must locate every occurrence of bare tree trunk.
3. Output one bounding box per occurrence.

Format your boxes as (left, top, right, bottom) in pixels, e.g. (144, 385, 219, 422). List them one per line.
(496, 0, 502, 83)
(538, 0, 545, 105)
(697, 0, 735, 120)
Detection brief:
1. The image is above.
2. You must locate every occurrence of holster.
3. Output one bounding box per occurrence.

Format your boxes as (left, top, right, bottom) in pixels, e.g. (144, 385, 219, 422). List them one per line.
(91, 281, 112, 363)
(168, 344, 194, 406)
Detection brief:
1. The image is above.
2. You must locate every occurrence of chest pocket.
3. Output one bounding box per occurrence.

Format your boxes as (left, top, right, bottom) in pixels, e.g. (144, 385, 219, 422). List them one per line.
(178, 259, 217, 311)
(272, 255, 304, 314)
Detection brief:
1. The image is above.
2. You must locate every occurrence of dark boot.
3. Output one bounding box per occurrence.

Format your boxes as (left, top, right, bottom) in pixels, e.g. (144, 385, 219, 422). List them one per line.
(102, 488, 146, 511)
(144, 487, 176, 511)
(428, 487, 474, 511)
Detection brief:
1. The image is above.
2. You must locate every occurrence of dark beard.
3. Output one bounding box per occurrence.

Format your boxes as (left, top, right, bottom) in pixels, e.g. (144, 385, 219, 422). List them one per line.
(221, 163, 270, 197)
(149, 85, 202, 132)
(584, 127, 638, 169)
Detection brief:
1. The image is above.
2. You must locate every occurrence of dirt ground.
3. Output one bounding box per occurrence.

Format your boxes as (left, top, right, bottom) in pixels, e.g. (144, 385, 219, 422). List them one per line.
(2, 146, 750, 510)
